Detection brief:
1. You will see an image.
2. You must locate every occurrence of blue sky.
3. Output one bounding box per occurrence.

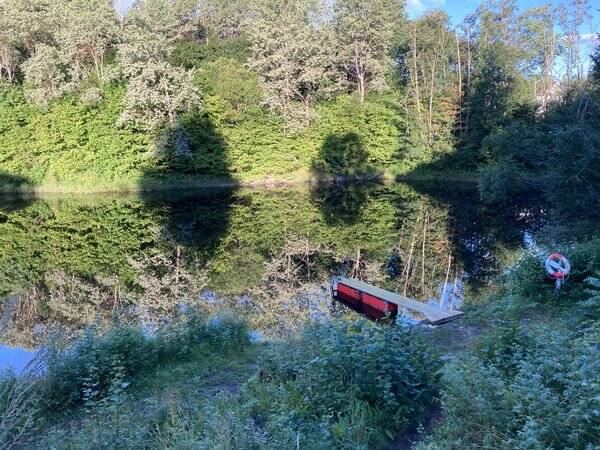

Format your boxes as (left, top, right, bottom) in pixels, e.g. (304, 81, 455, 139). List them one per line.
(407, 0, 600, 57)
(407, 0, 600, 30)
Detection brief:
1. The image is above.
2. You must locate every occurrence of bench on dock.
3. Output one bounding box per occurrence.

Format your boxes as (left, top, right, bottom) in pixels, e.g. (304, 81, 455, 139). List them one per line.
(333, 277, 463, 325)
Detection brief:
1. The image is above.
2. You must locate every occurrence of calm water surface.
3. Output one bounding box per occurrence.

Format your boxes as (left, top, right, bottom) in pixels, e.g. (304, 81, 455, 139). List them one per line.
(0, 181, 542, 370)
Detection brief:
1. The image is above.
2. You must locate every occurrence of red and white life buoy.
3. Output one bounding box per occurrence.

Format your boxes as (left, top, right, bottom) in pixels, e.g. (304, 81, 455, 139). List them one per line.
(545, 253, 571, 281)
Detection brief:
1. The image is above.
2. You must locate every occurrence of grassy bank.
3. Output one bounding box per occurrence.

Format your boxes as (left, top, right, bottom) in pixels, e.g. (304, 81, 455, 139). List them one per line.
(1, 312, 439, 449)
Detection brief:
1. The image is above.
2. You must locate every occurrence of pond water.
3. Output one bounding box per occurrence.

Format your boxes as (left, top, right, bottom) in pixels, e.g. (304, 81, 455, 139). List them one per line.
(0, 181, 543, 370)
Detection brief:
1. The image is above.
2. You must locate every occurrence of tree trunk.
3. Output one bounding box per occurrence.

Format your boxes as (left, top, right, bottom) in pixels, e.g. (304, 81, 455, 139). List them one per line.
(465, 28, 472, 132)
(428, 53, 439, 145)
(355, 50, 366, 103)
(456, 32, 463, 138)
(409, 26, 423, 122)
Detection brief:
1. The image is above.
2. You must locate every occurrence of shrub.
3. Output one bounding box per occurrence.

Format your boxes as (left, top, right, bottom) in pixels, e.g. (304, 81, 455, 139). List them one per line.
(419, 324, 600, 449)
(0, 354, 45, 448)
(42, 311, 249, 412)
(257, 321, 440, 446)
(507, 238, 600, 305)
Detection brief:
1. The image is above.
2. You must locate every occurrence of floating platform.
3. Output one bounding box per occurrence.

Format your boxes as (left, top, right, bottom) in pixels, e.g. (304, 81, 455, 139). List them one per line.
(332, 277, 463, 325)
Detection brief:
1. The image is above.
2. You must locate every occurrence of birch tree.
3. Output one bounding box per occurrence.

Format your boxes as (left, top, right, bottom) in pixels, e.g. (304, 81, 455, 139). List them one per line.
(519, 5, 559, 112)
(592, 40, 600, 83)
(332, 0, 404, 103)
(557, 0, 591, 81)
(0, 12, 21, 82)
(405, 11, 455, 146)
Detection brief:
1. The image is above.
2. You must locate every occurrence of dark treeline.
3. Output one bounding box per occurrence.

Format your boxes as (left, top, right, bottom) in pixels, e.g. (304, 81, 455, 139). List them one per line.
(0, 0, 598, 215)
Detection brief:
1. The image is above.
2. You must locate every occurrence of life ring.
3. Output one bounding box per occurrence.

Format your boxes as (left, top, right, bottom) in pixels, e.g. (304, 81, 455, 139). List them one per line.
(545, 253, 571, 280)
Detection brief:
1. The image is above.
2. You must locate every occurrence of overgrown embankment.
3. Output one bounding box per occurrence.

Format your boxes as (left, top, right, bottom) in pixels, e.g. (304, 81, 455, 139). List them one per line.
(0, 82, 440, 194)
(1, 313, 439, 449)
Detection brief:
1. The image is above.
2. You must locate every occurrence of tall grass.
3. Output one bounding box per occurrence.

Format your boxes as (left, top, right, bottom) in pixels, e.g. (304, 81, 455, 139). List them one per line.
(0, 310, 250, 448)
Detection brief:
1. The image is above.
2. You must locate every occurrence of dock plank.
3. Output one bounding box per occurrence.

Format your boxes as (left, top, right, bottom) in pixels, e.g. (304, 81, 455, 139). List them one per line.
(336, 277, 463, 325)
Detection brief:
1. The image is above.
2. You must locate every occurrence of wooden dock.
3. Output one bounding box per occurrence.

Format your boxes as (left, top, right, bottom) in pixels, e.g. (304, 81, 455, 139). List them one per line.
(335, 277, 463, 325)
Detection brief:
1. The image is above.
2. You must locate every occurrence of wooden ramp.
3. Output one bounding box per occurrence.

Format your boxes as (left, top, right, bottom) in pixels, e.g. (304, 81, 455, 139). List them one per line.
(336, 277, 463, 325)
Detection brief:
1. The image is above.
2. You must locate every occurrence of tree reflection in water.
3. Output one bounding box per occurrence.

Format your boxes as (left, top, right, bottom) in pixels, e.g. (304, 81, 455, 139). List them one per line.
(0, 182, 537, 351)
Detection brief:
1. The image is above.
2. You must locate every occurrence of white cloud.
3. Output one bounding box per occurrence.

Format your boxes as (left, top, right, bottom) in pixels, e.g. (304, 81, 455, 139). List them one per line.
(579, 33, 599, 44)
(406, 0, 446, 18)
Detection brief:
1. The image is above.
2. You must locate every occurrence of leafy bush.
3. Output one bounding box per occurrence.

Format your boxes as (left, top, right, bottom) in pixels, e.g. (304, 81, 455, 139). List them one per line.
(43, 311, 249, 412)
(256, 321, 440, 447)
(194, 57, 263, 124)
(170, 38, 251, 69)
(0, 80, 407, 188)
(419, 324, 600, 449)
(506, 238, 600, 304)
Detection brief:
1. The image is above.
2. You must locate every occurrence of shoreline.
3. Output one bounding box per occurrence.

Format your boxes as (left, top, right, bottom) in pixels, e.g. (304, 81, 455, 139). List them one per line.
(0, 171, 478, 197)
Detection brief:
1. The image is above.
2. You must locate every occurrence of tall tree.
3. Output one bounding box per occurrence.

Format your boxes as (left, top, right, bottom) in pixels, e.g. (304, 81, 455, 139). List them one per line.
(404, 10, 456, 147)
(0, 0, 54, 55)
(198, 0, 250, 40)
(22, 43, 72, 105)
(332, 0, 405, 103)
(0, 9, 21, 82)
(518, 5, 560, 112)
(118, 0, 198, 74)
(54, 0, 120, 80)
(592, 38, 600, 82)
(248, 0, 334, 132)
(461, 0, 539, 152)
(117, 60, 200, 131)
(557, 0, 591, 81)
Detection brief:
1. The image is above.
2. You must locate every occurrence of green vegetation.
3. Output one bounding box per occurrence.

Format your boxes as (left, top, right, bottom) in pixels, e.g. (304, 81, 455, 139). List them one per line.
(418, 238, 600, 449)
(1, 0, 595, 195)
(2, 237, 600, 448)
(1, 0, 599, 448)
(1, 314, 438, 449)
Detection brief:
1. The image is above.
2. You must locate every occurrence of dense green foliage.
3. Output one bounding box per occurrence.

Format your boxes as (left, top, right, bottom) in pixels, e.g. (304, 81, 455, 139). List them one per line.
(0, 311, 250, 446)
(44, 311, 249, 411)
(1, 318, 439, 449)
(0, 1, 597, 196)
(419, 324, 600, 449)
(417, 237, 600, 449)
(0, 80, 408, 186)
(0, 83, 153, 187)
(256, 321, 439, 444)
(0, 184, 534, 348)
(1, 0, 600, 448)
(6, 238, 599, 449)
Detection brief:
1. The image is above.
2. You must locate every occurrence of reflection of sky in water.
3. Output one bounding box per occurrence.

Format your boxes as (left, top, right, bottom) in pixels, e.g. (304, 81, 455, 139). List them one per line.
(0, 345, 34, 374)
